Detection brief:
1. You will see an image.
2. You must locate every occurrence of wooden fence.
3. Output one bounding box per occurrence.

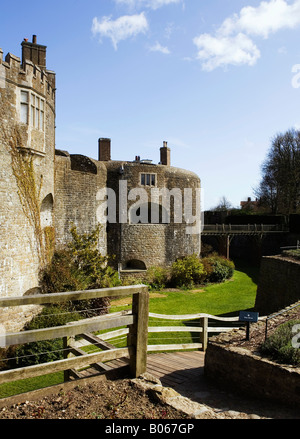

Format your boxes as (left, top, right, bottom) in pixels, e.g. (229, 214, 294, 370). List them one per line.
(0, 285, 149, 385)
(0, 284, 246, 388)
(76, 312, 242, 353)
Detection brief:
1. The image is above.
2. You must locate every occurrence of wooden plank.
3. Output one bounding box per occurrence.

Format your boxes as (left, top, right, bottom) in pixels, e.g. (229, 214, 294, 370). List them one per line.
(149, 312, 239, 322)
(4, 314, 134, 347)
(0, 347, 132, 385)
(146, 358, 200, 378)
(147, 343, 202, 352)
(148, 326, 202, 333)
(98, 328, 129, 340)
(145, 361, 187, 381)
(174, 351, 205, 365)
(0, 285, 148, 308)
(159, 352, 204, 369)
(80, 332, 116, 350)
(153, 352, 202, 368)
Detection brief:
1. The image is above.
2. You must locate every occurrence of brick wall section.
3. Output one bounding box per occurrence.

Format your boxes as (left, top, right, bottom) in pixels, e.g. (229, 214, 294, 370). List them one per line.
(255, 256, 300, 315)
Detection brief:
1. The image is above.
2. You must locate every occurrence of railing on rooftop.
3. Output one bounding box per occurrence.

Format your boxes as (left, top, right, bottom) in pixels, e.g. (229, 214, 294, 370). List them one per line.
(202, 224, 288, 233)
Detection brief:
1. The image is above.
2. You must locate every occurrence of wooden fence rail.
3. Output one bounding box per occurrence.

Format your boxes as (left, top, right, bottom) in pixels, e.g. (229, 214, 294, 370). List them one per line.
(75, 311, 242, 353)
(0, 285, 149, 385)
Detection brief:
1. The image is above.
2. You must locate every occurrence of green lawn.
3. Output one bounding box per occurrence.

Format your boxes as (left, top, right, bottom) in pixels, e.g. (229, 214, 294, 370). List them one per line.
(109, 262, 259, 347)
(111, 263, 258, 317)
(0, 262, 259, 399)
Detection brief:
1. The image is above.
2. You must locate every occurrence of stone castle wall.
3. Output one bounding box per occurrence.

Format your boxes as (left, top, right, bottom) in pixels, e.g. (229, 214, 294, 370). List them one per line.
(0, 38, 202, 332)
(0, 41, 56, 330)
(54, 152, 107, 255)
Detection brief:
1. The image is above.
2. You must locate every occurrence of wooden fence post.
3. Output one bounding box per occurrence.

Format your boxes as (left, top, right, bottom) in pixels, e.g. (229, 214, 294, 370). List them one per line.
(128, 289, 149, 378)
(63, 335, 75, 382)
(200, 317, 208, 351)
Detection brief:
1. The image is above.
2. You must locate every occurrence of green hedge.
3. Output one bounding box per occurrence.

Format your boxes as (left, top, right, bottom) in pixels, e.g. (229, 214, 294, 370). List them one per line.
(146, 254, 235, 289)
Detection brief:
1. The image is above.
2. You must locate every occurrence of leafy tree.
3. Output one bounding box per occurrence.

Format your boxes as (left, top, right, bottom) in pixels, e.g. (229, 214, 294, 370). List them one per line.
(255, 129, 300, 214)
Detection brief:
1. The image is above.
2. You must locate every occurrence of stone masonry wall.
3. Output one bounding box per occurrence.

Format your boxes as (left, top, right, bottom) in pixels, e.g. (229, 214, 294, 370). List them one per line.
(0, 45, 55, 331)
(104, 161, 201, 269)
(205, 337, 300, 408)
(54, 153, 107, 255)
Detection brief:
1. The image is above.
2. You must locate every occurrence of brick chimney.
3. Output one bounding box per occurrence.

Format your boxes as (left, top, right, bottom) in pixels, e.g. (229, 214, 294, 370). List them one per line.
(160, 141, 170, 166)
(98, 138, 111, 161)
(21, 35, 47, 69)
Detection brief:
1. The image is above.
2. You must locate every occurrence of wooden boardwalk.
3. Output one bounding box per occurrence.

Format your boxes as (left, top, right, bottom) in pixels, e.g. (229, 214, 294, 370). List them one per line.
(146, 351, 205, 387)
(98, 351, 206, 390)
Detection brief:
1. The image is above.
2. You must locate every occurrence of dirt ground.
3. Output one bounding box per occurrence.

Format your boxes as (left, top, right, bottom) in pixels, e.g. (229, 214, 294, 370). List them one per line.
(0, 378, 190, 420)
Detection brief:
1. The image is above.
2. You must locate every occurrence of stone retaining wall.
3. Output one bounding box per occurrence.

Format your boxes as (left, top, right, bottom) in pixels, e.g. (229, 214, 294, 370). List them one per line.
(255, 255, 300, 315)
(205, 337, 300, 408)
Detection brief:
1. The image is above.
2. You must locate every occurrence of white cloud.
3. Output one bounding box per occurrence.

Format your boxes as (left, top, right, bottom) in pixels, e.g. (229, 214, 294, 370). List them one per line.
(92, 13, 149, 49)
(193, 0, 300, 71)
(149, 41, 171, 54)
(114, 0, 182, 10)
(220, 0, 300, 39)
(194, 33, 260, 71)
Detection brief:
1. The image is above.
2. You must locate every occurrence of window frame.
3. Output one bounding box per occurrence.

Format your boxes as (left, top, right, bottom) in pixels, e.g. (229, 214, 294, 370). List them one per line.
(140, 173, 157, 187)
(20, 89, 45, 132)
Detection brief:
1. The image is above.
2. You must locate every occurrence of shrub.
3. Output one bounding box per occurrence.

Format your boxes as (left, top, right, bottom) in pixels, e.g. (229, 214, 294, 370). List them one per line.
(260, 319, 300, 366)
(204, 255, 235, 283)
(145, 266, 171, 290)
(9, 226, 122, 368)
(171, 254, 205, 288)
(40, 225, 121, 317)
(282, 249, 300, 260)
(13, 305, 82, 367)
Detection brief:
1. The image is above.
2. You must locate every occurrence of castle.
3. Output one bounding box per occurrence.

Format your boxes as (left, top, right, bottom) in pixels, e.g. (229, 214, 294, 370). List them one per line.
(0, 36, 201, 331)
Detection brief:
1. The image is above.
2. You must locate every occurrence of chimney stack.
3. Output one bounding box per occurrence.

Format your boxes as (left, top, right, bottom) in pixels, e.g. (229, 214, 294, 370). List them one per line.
(98, 138, 111, 161)
(21, 35, 47, 69)
(160, 141, 170, 166)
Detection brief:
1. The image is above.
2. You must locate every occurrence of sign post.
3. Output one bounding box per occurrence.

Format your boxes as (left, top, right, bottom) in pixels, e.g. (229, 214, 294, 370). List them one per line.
(239, 311, 259, 341)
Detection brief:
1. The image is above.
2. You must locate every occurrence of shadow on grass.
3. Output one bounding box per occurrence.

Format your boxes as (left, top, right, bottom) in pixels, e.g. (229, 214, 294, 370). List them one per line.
(233, 258, 260, 286)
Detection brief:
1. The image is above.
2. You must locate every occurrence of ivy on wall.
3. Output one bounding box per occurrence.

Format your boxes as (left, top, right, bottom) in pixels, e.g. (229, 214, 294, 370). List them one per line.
(0, 103, 47, 268)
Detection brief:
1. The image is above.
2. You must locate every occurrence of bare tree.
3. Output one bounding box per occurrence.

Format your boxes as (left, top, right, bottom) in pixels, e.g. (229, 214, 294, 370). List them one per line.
(255, 129, 300, 214)
(212, 196, 233, 211)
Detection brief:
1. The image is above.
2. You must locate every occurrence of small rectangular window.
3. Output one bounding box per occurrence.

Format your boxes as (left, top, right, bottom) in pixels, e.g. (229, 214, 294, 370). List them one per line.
(20, 91, 29, 124)
(140, 173, 156, 187)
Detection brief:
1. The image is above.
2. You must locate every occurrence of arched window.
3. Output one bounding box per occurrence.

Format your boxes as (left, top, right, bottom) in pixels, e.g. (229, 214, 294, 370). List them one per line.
(40, 193, 54, 228)
(125, 260, 147, 270)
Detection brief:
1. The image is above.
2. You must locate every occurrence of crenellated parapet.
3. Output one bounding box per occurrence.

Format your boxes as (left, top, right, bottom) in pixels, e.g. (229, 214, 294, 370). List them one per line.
(0, 47, 55, 111)
(0, 35, 56, 157)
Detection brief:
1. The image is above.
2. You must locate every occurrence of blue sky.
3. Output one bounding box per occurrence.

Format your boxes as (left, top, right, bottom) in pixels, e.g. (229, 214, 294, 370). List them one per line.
(1, 0, 300, 209)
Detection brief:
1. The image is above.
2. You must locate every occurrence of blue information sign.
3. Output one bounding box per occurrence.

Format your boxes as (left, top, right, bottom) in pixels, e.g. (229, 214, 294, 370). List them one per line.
(239, 311, 259, 323)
